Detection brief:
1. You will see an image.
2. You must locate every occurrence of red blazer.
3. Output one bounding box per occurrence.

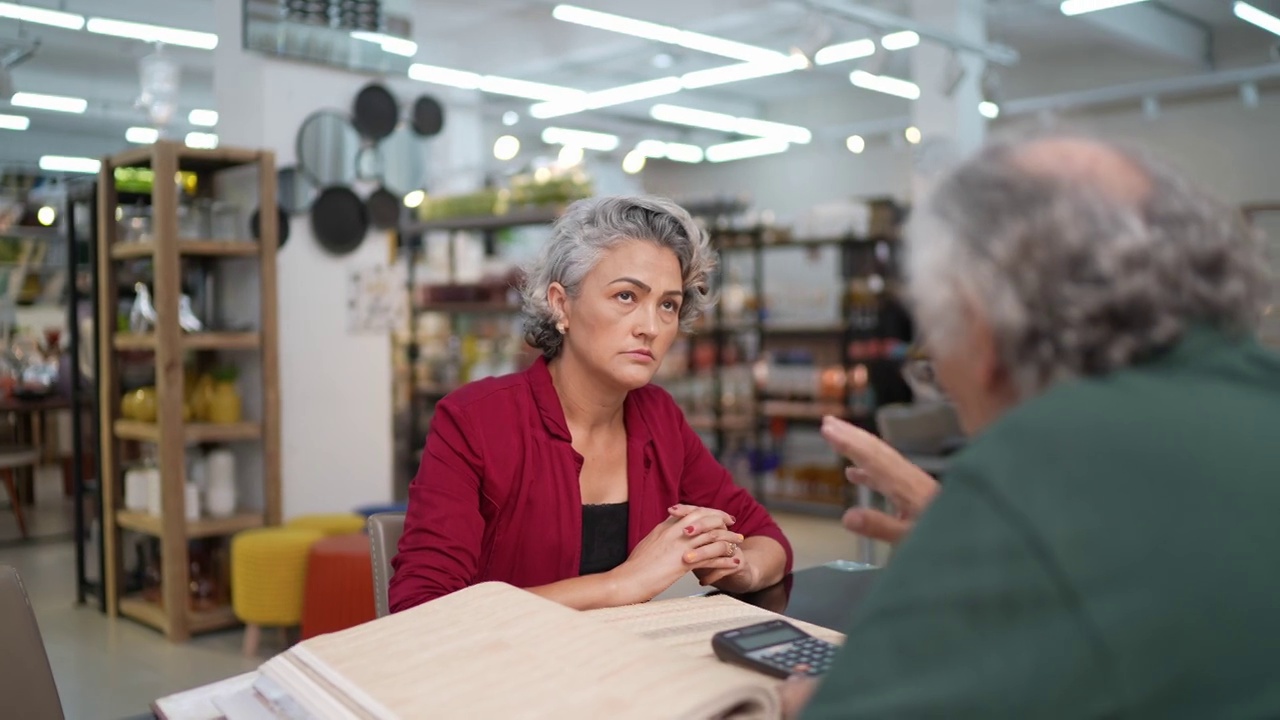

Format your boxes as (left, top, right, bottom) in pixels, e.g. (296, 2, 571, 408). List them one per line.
(388, 356, 793, 612)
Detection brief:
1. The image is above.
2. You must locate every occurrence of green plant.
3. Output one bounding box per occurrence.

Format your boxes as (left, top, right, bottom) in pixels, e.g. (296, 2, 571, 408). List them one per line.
(211, 365, 239, 383)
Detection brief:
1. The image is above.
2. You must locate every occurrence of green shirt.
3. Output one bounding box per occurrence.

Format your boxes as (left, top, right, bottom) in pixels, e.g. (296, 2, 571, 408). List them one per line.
(803, 329, 1280, 718)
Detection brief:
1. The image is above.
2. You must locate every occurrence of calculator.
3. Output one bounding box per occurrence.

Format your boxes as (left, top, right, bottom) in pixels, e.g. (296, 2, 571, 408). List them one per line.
(711, 619, 840, 679)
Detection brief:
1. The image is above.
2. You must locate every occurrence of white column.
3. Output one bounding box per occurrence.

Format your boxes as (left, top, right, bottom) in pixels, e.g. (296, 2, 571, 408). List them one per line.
(213, 2, 491, 517)
(909, 0, 987, 200)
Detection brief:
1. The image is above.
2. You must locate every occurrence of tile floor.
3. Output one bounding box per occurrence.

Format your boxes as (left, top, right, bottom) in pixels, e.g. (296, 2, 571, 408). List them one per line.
(0, 511, 873, 720)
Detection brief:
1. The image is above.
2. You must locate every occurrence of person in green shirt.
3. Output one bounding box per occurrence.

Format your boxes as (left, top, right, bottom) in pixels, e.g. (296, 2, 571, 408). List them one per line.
(786, 134, 1280, 718)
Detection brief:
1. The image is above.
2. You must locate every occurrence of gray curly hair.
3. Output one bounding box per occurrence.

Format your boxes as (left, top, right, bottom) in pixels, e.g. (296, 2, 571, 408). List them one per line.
(520, 195, 717, 359)
(906, 134, 1272, 399)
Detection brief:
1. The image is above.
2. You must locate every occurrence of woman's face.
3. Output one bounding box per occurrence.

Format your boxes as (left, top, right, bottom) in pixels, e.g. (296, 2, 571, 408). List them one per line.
(553, 239, 685, 391)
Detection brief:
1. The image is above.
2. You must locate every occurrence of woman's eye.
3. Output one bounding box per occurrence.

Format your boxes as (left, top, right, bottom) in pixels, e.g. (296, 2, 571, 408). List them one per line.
(662, 300, 679, 312)
(617, 291, 634, 302)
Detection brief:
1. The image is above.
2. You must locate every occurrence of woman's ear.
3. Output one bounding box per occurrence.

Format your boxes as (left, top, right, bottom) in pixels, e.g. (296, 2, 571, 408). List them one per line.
(546, 282, 569, 325)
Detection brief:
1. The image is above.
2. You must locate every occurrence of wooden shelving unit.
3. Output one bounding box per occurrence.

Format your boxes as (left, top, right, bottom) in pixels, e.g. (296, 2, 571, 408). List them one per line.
(96, 141, 281, 641)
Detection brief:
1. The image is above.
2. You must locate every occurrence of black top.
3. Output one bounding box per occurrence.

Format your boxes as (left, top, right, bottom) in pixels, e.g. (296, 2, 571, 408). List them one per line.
(580, 502, 629, 576)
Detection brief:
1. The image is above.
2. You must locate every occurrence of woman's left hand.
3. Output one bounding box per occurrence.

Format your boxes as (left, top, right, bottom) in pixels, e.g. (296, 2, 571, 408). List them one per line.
(668, 504, 761, 591)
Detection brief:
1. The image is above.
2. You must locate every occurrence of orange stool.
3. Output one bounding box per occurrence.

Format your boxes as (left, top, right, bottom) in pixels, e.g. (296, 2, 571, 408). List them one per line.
(300, 532, 376, 639)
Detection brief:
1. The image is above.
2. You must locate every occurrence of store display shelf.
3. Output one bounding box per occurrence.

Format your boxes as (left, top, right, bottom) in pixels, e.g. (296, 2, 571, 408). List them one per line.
(761, 323, 846, 335)
(764, 496, 847, 518)
(111, 239, 261, 260)
(760, 400, 849, 420)
(116, 510, 264, 539)
(415, 302, 521, 314)
(114, 420, 262, 444)
(113, 144, 261, 172)
(114, 332, 261, 352)
(120, 595, 169, 633)
(687, 415, 756, 432)
(407, 205, 562, 233)
(188, 604, 240, 634)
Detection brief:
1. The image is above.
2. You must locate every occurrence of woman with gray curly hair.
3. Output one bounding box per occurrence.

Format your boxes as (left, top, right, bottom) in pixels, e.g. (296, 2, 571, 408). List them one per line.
(788, 135, 1280, 718)
(390, 195, 791, 613)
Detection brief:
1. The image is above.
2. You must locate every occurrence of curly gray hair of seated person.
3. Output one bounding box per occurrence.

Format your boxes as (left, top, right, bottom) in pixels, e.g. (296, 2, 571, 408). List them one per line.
(519, 195, 717, 359)
(906, 133, 1272, 400)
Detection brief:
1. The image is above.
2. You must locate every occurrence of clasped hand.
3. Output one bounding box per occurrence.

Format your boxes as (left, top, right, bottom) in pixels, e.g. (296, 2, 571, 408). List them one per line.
(612, 505, 751, 604)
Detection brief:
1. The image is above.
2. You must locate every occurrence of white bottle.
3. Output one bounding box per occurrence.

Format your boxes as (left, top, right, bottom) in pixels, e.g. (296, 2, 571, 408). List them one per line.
(185, 482, 201, 521)
(204, 449, 237, 518)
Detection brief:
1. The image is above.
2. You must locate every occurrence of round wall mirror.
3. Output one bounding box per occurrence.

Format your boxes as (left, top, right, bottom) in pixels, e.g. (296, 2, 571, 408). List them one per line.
(296, 110, 361, 188)
(380, 125, 428, 198)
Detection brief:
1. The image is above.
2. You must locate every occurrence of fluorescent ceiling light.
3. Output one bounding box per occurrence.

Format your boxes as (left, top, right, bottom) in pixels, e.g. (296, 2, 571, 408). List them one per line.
(0, 113, 29, 131)
(403, 190, 426, 208)
(10, 92, 87, 114)
(85, 18, 218, 50)
(1060, 0, 1148, 16)
(408, 63, 482, 89)
(351, 31, 418, 57)
(541, 126, 620, 152)
(40, 155, 100, 174)
(552, 4, 786, 63)
(633, 139, 704, 163)
(126, 126, 159, 144)
(478, 76, 584, 102)
(650, 103, 811, 144)
(185, 131, 219, 149)
(1234, 2, 1280, 36)
(849, 70, 921, 100)
(0, 2, 84, 29)
(662, 142, 705, 163)
(905, 126, 922, 144)
(705, 137, 789, 163)
(979, 101, 1000, 119)
(681, 55, 807, 89)
(814, 39, 876, 66)
(880, 31, 920, 50)
(188, 109, 218, 127)
(845, 135, 865, 154)
(531, 77, 682, 119)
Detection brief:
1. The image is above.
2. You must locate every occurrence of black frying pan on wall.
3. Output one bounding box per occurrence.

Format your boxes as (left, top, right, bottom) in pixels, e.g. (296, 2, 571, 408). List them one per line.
(411, 95, 445, 137)
(352, 83, 399, 142)
(310, 185, 369, 256)
(366, 186, 401, 230)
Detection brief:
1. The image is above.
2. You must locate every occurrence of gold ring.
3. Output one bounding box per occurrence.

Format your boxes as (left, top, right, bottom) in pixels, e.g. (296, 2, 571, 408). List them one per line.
(725, 543, 736, 557)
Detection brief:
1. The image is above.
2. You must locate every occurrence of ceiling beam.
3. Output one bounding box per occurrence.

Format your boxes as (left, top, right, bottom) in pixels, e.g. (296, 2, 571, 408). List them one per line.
(1063, 1, 1212, 69)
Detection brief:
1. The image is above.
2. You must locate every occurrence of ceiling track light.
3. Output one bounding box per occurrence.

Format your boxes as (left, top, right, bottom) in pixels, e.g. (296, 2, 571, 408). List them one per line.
(705, 137, 790, 163)
(0, 2, 84, 29)
(551, 4, 787, 63)
(850, 71, 921, 100)
(1060, 0, 1149, 16)
(1234, 1, 1280, 37)
(85, 17, 218, 49)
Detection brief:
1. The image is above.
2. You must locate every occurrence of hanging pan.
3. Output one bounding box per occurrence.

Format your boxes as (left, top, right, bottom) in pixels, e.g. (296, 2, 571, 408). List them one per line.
(366, 186, 401, 230)
(310, 185, 368, 256)
(410, 95, 445, 137)
(352, 82, 399, 142)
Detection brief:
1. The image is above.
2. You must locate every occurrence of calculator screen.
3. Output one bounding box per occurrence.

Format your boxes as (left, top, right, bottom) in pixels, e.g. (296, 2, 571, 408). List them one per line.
(736, 627, 805, 651)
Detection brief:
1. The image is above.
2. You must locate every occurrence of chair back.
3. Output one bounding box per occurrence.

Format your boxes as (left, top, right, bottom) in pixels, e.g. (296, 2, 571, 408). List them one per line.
(0, 566, 64, 720)
(367, 512, 406, 618)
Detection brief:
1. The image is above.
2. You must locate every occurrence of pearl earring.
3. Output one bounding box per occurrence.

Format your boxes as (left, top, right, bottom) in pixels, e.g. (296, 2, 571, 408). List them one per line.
(556, 322, 567, 335)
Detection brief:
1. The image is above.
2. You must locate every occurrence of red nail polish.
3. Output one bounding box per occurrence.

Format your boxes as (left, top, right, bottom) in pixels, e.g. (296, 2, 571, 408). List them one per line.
(684, 525, 695, 534)
(733, 558, 741, 565)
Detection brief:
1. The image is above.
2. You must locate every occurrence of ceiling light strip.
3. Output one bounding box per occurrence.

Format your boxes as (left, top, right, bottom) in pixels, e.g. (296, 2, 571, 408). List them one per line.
(1059, 0, 1149, 16)
(849, 71, 921, 100)
(85, 17, 218, 50)
(10, 92, 88, 114)
(0, 113, 30, 131)
(1233, 2, 1280, 36)
(0, 1, 84, 29)
(650, 103, 811, 144)
(40, 155, 101, 174)
(705, 137, 790, 163)
(541, 126, 620, 151)
(551, 4, 786, 63)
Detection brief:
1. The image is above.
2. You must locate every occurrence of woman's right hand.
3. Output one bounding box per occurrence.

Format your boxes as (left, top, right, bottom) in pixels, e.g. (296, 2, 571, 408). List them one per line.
(820, 415, 941, 544)
(610, 508, 743, 604)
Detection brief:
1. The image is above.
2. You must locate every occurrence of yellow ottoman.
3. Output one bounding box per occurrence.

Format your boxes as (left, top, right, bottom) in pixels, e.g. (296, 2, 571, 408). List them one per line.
(285, 513, 366, 537)
(231, 527, 324, 656)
